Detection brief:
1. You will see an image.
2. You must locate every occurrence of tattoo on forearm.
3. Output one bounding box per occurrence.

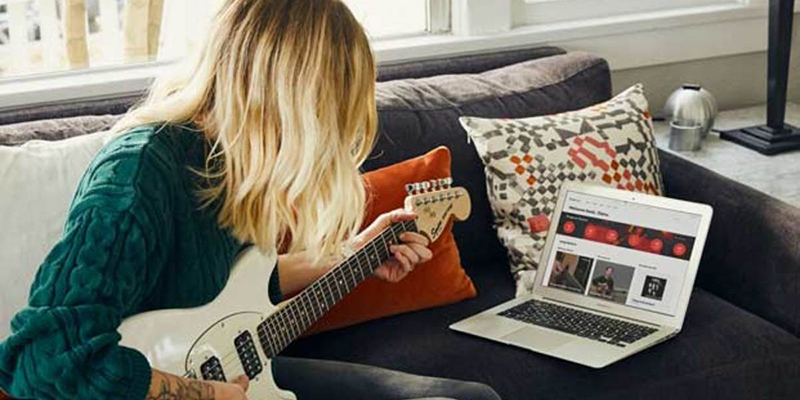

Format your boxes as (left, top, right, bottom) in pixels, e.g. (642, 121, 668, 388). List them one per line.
(146, 371, 215, 400)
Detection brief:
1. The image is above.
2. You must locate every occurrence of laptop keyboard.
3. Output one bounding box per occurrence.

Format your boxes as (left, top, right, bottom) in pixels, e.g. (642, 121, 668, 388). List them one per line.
(498, 299, 658, 347)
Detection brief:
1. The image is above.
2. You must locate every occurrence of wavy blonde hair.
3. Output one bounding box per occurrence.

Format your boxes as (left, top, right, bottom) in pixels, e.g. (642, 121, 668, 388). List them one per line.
(112, 0, 377, 259)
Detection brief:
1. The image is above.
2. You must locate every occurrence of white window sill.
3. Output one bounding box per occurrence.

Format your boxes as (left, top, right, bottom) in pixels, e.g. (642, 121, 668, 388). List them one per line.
(0, 2, 783, 114)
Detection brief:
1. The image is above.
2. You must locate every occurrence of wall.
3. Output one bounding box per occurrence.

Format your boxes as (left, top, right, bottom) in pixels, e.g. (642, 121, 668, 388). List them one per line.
(611, 14, 800, 115)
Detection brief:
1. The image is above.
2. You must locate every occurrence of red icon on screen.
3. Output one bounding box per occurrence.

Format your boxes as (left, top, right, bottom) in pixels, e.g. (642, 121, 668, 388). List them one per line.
(628, 234, 641, 247)
(605, 230, 619, 243)
(584, 224, 597, 239)
(650, 239, 664, 252)
(673, 243, 687, 257)
(563, 221, 576, 234)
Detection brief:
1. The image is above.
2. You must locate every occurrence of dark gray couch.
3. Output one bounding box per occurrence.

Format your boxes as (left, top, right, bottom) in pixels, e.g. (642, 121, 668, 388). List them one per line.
(2, 47, 799, 400)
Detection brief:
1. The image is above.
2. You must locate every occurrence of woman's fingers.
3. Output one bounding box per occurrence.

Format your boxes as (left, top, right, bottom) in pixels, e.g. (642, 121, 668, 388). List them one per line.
(391, 244, 420, 268)
(387, 209, 417, 223)
(391, 246, 416, 272)
(407, 242, 433, 262)
(376, 209, 416, 227)
(231, 375, 249, 392)
(399, 232, 430, 246)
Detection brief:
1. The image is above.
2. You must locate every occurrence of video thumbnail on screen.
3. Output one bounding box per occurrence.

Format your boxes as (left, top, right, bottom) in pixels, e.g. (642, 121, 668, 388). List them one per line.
(548, 251, 594, 294)
(588, 260, 635, 305)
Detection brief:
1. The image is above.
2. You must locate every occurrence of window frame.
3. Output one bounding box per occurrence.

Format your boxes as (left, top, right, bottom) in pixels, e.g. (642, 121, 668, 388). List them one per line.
(427, 0, 452, 34)
(0, 0, 790, 114)
(517, 0, 744, 25)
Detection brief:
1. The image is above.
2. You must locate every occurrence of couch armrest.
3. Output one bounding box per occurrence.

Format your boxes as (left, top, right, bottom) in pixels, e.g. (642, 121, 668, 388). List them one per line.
(659, 150, 800, 337)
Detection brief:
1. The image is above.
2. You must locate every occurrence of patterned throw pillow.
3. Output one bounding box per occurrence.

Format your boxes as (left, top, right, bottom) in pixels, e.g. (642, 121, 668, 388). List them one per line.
(460, 84, 663, 295)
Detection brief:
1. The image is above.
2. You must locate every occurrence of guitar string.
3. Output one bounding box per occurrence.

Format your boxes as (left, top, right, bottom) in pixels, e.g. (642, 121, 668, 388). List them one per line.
(254, 221, 407, 352)
(205, 221, 413, 377)
(211, 222, 406, 375)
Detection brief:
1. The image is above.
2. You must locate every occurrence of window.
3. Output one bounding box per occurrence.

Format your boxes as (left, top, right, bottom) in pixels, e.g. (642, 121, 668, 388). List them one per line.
(515, 0, 743, 25)
(0, 0, 449, 80)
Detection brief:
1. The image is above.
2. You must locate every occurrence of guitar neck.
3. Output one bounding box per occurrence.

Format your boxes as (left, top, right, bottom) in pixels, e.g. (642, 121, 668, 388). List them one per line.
(256, 219, 417, 357)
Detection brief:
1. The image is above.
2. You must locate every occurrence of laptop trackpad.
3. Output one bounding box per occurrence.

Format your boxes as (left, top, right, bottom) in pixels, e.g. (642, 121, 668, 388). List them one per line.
(501, 327, 577, 351)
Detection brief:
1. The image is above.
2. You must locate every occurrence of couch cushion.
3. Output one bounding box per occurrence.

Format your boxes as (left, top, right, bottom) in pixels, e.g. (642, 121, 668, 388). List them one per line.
(0, 114, 120, 146)
(660, 150, 800, 338)
(377, 46, 566, 82)
(284, 263, 800, 400)
(0, 131, 109, 339)
(366, 51, 612, 276)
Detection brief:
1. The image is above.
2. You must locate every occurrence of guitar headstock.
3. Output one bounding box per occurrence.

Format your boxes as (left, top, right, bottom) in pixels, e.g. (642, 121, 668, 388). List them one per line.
(404, 178, 471, 243)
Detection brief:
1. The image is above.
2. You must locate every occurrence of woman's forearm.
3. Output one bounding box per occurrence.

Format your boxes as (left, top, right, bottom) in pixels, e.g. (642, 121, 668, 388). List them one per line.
(146, 369, 216, 400)
(276, 251, 341, 295)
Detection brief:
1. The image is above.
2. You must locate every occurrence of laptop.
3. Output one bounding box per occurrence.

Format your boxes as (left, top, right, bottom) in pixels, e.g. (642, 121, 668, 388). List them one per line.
(450, 182, 713, 368)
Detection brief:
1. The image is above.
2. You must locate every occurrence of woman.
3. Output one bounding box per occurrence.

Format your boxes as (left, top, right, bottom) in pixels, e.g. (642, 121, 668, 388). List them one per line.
(0, 1, 502, 400)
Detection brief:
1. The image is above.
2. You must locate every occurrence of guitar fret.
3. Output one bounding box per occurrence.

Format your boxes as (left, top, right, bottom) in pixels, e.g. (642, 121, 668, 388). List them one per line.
(274, 314, 290, 350)
(287, 303, 302, 337)
(259, 322, 277, 358)
(298, 292, 312, 329)
(255, 221, 423, 360)
(378, 232, 390, 260)
(355, 251, 367, 280)
(333, 267, 347, 299)
(368, 240, 381, 268)
(388, 225, 399, 245)
(329, 270, 344, 302)
(265, 317, 282, 356)
(305, 290, 320, 322)
(313, 282, 328, 313)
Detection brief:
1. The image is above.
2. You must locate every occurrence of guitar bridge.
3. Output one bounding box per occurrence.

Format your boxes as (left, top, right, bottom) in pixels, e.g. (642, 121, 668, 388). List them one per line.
(235, 330, 263, 379)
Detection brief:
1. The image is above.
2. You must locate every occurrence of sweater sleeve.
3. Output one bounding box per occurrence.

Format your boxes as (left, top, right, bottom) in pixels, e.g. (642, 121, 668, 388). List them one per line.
(0, 205, 163, 400)
(0, 139, 172, 400)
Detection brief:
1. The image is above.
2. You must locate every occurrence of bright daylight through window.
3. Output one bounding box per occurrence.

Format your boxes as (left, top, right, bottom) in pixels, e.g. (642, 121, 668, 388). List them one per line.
(0, 0, 430, 80)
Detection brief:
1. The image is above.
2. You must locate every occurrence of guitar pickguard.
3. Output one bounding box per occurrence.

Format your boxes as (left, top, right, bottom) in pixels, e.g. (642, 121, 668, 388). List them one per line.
(120, 248, 294, 399)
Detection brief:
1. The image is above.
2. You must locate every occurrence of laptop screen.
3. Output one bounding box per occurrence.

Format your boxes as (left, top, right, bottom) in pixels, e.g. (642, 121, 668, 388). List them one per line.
(540, 190, 703, 317)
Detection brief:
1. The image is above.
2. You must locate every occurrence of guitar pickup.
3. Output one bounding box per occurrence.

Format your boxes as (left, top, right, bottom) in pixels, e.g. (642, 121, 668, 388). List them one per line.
(235, 331, 263, 379)
(200, 356, 226, 382)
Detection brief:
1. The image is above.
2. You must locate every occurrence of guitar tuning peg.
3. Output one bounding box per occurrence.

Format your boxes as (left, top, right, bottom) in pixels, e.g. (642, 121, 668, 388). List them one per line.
(438, 178, 448, 189)
(422, 181, 431, 192)
(414, 182, 423, 193)
(405, 183, 415, 194)
(446, 177, 453, 188)
(429, 179, 439, 191)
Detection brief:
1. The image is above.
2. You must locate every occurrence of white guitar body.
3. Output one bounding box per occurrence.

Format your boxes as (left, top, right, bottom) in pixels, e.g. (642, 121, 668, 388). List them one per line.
(119, 248, 295, 400)
(116, 176, 472, 400)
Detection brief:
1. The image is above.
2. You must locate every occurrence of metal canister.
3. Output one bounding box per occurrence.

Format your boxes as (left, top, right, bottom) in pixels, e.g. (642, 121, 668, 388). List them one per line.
(663, 84, 718, 141)
(668, 121, 704, 152)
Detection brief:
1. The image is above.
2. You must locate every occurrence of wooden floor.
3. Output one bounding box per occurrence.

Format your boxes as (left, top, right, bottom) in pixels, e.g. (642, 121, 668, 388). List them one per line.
(654, 103, 800, 208)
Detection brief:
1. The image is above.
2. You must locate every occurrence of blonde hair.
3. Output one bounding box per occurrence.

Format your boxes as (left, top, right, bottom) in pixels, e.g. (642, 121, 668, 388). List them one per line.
(112, 0, 377, 259)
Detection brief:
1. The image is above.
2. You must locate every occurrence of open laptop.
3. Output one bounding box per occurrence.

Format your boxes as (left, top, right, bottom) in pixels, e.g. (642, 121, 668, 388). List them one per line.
(451, 182, 713, 368)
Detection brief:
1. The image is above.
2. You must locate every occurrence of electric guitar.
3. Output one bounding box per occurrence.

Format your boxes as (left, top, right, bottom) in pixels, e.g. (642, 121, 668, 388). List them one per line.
(118, 178, 471, 399)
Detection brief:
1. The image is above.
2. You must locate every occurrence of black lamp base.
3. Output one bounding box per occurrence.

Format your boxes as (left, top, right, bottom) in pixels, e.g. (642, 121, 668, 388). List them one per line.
(719, 124, 800, 155)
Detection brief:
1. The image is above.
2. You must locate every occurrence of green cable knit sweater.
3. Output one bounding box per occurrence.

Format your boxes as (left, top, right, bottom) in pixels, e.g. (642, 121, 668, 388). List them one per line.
(0, 124, 281, 400)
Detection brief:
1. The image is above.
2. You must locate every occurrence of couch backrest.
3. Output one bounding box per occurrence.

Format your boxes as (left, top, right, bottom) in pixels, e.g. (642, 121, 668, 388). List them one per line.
(0, 47, 613, 277)
(367, 51, 612, 274)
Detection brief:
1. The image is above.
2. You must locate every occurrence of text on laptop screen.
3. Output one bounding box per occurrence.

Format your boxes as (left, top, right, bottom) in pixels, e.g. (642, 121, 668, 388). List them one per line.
(541, 191, 702, 317)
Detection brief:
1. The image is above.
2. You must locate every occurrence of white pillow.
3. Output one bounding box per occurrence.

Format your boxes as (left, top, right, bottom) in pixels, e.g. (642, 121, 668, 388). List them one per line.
(460, 84, 664, 296)
(0, 131, 108, 338)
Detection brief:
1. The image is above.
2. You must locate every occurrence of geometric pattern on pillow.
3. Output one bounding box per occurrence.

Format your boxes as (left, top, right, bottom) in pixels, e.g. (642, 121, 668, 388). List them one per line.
(460, 84, 663, 287)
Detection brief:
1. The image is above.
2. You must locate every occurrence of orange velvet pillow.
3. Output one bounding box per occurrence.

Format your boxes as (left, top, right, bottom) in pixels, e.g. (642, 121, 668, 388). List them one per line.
(305, 146, 477, 334)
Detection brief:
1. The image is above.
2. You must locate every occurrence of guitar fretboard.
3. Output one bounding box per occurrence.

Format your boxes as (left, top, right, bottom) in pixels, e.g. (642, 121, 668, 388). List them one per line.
(256, 220, 417, 358)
